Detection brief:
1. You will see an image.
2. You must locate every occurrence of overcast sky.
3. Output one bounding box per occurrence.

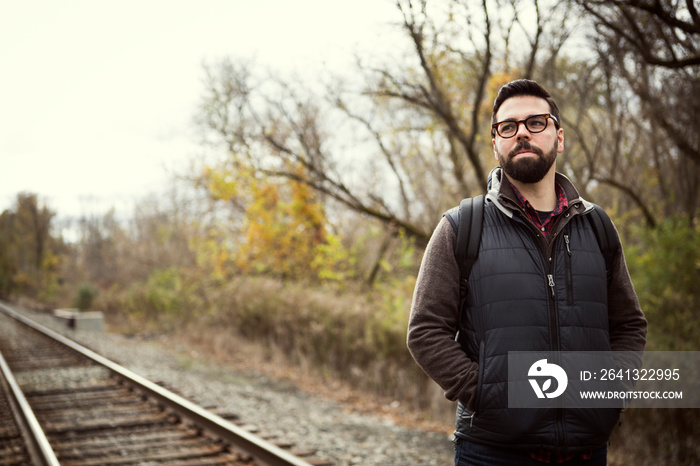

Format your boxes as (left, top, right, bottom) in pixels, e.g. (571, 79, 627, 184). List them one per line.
(0, 0, 400, 220)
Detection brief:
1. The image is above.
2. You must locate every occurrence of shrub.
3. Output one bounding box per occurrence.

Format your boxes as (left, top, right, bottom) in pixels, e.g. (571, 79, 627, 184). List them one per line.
(625, 217, 700, 350)
(74, 282, 98, 311)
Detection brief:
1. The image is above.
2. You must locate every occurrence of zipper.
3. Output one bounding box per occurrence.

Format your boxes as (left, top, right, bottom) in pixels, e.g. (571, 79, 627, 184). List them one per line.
(551, 233, 572, 452)
(474, 341, 485, 415)
(546, 256, 565, 451)
(547, 274, 556, 300)
(564, 233, 574, 305)
(511, 211, 560, 350)
(466, 341, 486, 432)
(545, 245, 559, 352)
(510, 205, 577, 452)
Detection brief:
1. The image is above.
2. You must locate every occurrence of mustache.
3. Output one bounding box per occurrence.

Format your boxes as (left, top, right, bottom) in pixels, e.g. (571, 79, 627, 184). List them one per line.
(508, 141, 544, 158)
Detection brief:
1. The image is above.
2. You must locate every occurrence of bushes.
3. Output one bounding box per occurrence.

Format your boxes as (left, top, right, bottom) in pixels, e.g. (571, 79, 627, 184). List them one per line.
(206, 276, 419, 383)
(610, 408, 700, 465)
(104, 267, 204, 331)
(99, 272, 444, 417)
(212, 275, 441, 412)
(616, 217, 700, 464)
(94, 216, 700, 450)
(74, 282, 98, 311)
(625, 217, 700, 350)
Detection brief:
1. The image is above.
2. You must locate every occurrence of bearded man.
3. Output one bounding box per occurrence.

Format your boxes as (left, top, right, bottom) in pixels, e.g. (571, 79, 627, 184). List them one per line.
(407, 79, 647, 465)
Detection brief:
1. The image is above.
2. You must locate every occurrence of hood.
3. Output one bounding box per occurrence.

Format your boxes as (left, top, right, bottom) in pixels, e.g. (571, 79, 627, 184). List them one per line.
(485, 167, 516, 218)
(485, 166, 596, 216)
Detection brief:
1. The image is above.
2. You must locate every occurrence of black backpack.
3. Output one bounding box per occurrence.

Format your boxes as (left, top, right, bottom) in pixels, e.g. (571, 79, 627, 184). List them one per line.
(446, 195, 619, 297)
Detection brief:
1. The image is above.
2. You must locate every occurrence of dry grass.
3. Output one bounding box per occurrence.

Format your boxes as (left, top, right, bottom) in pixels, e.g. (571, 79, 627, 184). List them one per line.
(607, 409, 699, 465)
(99, 274, 698, 463)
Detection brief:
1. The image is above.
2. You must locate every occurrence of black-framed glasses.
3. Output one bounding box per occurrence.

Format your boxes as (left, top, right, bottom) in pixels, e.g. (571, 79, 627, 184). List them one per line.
(491, 113, 559, 138)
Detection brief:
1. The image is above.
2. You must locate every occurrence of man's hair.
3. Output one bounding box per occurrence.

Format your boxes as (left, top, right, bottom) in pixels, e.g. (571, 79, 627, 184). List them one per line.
(491, 79, 561, 131)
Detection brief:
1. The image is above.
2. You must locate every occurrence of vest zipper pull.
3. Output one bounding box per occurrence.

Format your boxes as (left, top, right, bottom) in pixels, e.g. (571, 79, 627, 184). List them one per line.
(547, 274, 556, 300)
(564, 234, 572, 256)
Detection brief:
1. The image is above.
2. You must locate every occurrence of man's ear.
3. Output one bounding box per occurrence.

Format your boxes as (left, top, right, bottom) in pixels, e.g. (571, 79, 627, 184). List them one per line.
(557, 128, 565, 154)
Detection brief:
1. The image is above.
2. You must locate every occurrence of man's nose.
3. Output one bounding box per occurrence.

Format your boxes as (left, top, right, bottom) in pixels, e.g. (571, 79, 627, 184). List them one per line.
(515, 122, 531, 140)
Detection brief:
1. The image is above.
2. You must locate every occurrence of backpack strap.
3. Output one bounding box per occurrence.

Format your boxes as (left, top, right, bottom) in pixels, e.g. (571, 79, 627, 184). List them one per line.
(587, 204, 620, 285)
(444, 195, 485, 338)
(444, 195, 486, 284)
(455, 195, 485, 284)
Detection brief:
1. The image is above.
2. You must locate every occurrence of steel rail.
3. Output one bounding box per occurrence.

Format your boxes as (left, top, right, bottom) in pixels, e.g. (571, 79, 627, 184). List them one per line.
(0, 348, 60, 466)
(0, 303, 315, 466)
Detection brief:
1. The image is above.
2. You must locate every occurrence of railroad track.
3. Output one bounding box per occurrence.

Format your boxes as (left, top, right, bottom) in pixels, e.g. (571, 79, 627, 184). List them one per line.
(0, 303, 331, 466)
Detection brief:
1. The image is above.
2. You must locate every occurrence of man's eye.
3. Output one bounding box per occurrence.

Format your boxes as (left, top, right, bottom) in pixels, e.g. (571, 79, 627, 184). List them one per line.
(500, 122, 517, 133)
(528, 118, 546, 129)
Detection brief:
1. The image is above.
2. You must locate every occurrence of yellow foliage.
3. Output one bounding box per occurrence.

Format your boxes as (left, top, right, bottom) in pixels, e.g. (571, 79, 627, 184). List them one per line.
(202, 165, 252, 202)
(237, 175, 326, 280)
(487, 70, 522, 104)
(473, 70, 523, 141)
(190, 230, 234, 283)
(41, 251, 60, 272)
(202, 163, 350, 283)
(12, 271, 33, 290)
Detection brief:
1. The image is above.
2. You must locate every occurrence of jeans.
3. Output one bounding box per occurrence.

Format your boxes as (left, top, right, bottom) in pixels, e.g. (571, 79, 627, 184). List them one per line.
(454, 439, 607, 466)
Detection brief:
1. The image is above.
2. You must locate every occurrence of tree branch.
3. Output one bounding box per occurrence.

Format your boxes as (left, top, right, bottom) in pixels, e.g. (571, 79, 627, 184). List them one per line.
(594, 176, 657, 228)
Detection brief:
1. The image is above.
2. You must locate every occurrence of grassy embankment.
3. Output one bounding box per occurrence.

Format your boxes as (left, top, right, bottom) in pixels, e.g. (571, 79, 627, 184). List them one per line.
(91, 218, 698, 465)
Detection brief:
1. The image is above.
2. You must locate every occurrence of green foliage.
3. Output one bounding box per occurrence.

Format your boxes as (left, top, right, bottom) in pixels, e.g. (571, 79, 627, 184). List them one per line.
(363, 276, 416, 360)
(311, 234, 356, 283)
(190, 226, 235, 284)
(74, 282, 98, 311)
(141, 268, 183, 314)
(118, 268, 203, 330)
(626, 218, 700, 350)
(0, 239, 16, 299)
(0, 193, 64, 300)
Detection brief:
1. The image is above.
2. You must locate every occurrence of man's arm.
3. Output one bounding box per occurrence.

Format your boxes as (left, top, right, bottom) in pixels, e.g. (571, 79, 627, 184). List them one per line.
(607, 224, 647, 353)
(607, 223, 647, 391)
(407, 217, 480, 408)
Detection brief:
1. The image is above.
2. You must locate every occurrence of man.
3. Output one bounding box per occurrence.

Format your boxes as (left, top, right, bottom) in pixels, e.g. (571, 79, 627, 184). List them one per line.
(407, 79, 647, 465)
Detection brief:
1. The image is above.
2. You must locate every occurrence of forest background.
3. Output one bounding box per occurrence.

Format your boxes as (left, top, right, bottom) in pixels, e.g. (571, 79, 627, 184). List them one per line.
(1, 1, 698, 464)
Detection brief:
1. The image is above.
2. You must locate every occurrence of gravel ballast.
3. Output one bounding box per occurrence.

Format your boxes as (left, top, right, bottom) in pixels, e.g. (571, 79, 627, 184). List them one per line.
(10, 306, 455, 465)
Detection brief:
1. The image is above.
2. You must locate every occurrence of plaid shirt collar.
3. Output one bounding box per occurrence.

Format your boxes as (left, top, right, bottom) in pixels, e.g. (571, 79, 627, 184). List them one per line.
(508, 180, 569, 241)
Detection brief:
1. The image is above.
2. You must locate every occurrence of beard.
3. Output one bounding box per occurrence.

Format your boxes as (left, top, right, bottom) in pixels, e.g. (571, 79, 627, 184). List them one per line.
(497, 139, 558, 184)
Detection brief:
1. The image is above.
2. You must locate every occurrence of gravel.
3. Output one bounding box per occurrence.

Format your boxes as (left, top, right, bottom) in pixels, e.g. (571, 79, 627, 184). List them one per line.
(13, 306, 455, 466)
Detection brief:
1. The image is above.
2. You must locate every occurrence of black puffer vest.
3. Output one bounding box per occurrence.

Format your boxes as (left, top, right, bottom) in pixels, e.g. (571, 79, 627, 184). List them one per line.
(454, 198, 619, 453)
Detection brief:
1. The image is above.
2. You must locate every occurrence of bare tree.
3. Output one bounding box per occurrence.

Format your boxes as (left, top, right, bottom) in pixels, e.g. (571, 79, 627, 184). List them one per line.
(567, 0, 700, 223)
(196, 1, 583, 245)
(364, 0, 574, 193)
(575, 0, 700, 165)
(198, 59, 436, 245)
(576, 0, 700, 69)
